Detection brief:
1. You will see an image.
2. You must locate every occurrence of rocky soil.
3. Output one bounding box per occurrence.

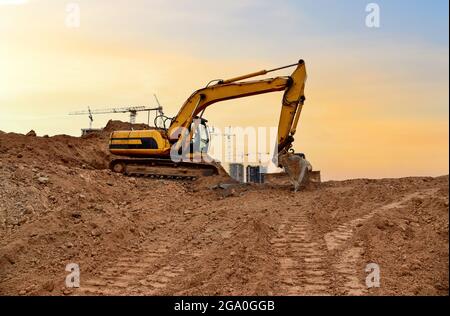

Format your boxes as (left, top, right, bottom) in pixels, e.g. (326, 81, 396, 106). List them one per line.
(0, 122, 448, 296)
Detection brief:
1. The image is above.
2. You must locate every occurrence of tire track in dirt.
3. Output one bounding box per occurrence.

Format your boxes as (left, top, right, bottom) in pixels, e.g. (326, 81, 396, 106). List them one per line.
(325, 189, 439, 295)
(75, 188, 440, 296)
(325, 189, 438, 252)
(271, 211, 332, 295)
(133, 248, 204, 295)
(332, 247, 367, 295)
(76, 238, 190, 295)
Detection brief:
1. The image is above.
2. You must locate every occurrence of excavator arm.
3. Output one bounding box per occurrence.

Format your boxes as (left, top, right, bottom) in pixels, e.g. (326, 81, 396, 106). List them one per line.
(168, 60, 307, 156)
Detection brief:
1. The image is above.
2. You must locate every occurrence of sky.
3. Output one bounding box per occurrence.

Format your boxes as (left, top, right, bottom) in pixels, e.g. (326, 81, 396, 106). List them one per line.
(0, 0, 448, 180)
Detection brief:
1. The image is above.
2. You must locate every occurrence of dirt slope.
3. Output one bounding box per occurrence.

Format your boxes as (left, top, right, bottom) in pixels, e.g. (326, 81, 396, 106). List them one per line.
(0, 126, 448, 296)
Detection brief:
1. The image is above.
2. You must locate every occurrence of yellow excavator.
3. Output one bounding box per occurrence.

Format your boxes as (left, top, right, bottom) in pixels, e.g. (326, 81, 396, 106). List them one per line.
(108, 59, 320, 190)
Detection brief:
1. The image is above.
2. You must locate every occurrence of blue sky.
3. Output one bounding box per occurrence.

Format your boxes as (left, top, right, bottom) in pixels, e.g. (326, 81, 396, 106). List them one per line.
(79, 0, 449, 54)
(291, 0, 448, 44)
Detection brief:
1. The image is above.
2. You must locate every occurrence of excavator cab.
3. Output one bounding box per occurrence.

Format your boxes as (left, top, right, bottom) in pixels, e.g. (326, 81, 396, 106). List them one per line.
(190, 117, 210, 155)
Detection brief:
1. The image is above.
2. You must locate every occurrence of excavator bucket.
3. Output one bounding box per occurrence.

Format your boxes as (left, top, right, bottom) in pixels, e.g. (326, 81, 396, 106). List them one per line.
(278, 152, 320, 191)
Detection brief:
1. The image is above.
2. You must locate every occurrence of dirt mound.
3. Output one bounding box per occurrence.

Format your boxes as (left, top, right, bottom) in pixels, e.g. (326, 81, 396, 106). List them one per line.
(0, 120, 157, 171)
(0, 125, 448, 296)
(356, 179, 449, 295)
(0, 132, 110, 170)
(103, 120, 152, 133)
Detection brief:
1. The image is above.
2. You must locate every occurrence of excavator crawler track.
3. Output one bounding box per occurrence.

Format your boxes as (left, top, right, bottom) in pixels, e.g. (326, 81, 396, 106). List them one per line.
(109, 158, 219, 181)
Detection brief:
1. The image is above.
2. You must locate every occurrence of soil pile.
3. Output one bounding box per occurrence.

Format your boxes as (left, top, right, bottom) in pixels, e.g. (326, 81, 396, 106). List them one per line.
(0, 125, 447, 296)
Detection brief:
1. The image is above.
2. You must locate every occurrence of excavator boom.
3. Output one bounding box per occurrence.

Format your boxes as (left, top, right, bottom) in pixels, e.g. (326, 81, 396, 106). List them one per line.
(168, 60, 306, 155)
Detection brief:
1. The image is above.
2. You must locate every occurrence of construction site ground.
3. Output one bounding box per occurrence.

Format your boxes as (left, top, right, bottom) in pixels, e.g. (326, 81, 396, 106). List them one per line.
(0, 121, 448, 296)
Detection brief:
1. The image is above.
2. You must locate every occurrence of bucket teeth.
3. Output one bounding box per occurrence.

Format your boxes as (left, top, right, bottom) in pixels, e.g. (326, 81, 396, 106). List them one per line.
(278, 152, 314, 191)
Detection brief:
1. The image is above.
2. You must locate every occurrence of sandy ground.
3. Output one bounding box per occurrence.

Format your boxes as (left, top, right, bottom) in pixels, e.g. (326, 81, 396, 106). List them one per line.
(0, 123, 448, 296)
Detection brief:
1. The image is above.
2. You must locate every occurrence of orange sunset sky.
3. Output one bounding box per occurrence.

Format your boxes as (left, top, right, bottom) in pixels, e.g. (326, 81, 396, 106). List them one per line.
(0, 0, 448, 180)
